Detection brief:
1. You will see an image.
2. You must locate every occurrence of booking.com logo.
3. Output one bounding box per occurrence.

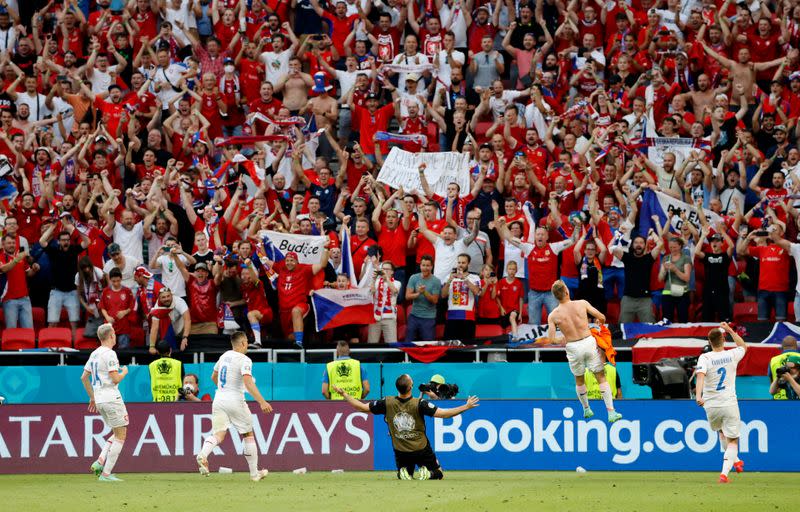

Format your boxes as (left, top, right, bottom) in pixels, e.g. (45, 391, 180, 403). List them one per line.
(434, 407, 768, 464)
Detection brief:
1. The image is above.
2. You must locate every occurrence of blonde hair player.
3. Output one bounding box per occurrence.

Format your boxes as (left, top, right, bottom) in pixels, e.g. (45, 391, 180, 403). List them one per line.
(695, 322, 747, 483)
(546, 280, 622, 422)
(196, 331, 274, 481)
(81, 323, 129, 482)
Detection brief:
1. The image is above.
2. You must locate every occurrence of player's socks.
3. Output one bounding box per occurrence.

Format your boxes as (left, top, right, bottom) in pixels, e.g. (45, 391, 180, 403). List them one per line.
(721, 444, 738, 477)
(250, 323, 262, 346)
(294, 332, 304, 348)
(97, 436, 113, 465)
(243, 437, 260, 478)
(719, 433, 741, 464)
(575, 384, 590, 410)
(598, 382, 615, 412)
(101, 437, 124, 478)
(199, 436, 218, 460)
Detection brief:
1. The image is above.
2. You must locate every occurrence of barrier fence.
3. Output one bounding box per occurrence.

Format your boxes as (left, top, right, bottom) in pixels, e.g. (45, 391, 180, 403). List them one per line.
(1, 400, 797, 474)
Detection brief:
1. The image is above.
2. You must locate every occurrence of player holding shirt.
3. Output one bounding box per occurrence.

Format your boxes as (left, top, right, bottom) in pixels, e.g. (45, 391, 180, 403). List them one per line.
(80, 324, 129, 482)
(268, 243, 330, 347)
(695, 322, 747, 484)
(196, 332, 273, 481)
(546, 281, 622, 423)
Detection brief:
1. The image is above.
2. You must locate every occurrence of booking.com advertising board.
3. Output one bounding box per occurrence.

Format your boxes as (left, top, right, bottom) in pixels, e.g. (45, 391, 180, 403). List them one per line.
(0, 401, 798, 473)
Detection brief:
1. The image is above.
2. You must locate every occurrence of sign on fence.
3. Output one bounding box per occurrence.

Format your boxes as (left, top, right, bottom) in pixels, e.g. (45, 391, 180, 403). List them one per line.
(376, 148, 472, 198)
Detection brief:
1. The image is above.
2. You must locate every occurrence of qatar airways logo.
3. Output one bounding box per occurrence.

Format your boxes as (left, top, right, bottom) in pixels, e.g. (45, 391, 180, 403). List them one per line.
(0, 412, 371, 459)
(434, 407, 768, 464)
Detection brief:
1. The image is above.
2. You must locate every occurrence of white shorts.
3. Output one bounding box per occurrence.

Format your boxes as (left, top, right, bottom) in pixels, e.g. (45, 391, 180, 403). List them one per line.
(97, 399, 129, 429)
(212, 400, 254, 434)
(705, 405, 741, 439)
(565, 336, 604, 376)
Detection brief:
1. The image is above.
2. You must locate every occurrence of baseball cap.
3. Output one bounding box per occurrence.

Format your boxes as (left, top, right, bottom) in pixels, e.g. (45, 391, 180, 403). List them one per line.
(709, 233, 723, 241)
(479, 142, 492, 151)
(366, 92, 379, 101)
(285, 251, 299, 261)
(405, 73, 420, 82)
(430, 374, 446, 385)
(786, 355, 800, 364)
(195, 262, 209, 272)
(223, 57, 235, 64)
(108, 243, 122, 255)
(775, 124, 787, 132)
(134, 265, 152, 280)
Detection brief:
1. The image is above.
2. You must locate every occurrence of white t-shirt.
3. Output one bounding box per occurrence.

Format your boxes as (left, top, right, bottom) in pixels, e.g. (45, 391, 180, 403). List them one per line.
(103, 256, 142, 292)
(214, 349, 253, 402)
(0, 27, 17, 54)
(488, 90, 523, 120)
(791, 244, 800, 294)
(114, 221, 145, 261)
(261, 49, 293, 86)
(433, 237, 471, 283)
(434, 49, 465, 89)
(84, 346, 123, 404)
(152, 297, 190, 336)
(334, 69, 359, 105)
(89, 66, 119, 95)
(16, 92, 52, 121)
(156, 254, 189, 297)
(154, 64, 186, 105)
(502, 240, 527, 279)
(446, 273, 481, 316)
(696, 346, 746, 407)
(391, 52, 430, 92)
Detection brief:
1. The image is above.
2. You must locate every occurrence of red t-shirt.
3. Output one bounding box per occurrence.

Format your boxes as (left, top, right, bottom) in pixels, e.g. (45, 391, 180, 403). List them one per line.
(248, 97, 283, 135)
(350, 235, 377, 280)
(275, 260, 314, 310)
(100, 286, 135, 334)
(525, 243, 561, 292)
(242, 279, 271, 316)
(416, 218, 446, 263)
(497, 277, 524, 314)
(322, 12, 359, 56)
(238, 58, 264, 103)
(748, 244, 790, 292)
(187, 276, 217, 323)
(14, 207, 42, 245)
(94, 97, 125, 137)
(0, 252, 29, 300)
(354, 103, 394, 155)
(477, 280, 501, 319)
(377, 223, 409, 267)
(431, 193, 474, 227)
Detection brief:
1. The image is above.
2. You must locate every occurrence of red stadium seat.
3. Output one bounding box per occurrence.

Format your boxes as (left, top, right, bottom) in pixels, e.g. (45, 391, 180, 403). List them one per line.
(37, 327, 73, 348)
(606, 301, 620, 325)
(733, 302, 758, 323)
(74, 328, 99, 350)
(1, 328, 36, 350)
(435, 324, 445, 339)
(475, 324, 504, 338)
(396, 304, 406, 327)
(32, 307, 46, 329)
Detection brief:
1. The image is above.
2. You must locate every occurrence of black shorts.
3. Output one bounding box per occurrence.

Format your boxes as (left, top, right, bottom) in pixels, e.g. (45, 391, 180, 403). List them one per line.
(394, 443, 441, 473)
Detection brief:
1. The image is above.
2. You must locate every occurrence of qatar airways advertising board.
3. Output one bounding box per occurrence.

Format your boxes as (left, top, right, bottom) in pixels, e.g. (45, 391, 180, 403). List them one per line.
(0, 402, 373, 474)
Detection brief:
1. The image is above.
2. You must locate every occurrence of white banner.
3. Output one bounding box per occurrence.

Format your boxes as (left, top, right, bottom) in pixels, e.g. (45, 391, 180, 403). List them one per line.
(376, 148, 472, 198)
(262, 230, 327, 264)
(643, 137, 697, 168)
(515, 323, 549, 342)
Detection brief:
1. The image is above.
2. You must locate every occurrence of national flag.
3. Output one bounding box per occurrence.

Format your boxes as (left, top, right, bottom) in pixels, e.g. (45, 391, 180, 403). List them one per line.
(638, 189, 722, 237)
(375, 131, 428, 147)
(389, 341, 470, 363)
(760, 322, 800, 344)
(311, 288, 375, 331)
(631, 337, 779, 376)
(338, 226, 358, 287)
(621, 321, 720, 340)
(149, 306, 177, 349)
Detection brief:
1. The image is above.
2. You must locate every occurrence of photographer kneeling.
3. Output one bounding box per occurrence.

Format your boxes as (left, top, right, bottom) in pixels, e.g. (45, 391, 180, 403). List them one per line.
(334, 374, 478, 480)
(769, 355, 800, 400)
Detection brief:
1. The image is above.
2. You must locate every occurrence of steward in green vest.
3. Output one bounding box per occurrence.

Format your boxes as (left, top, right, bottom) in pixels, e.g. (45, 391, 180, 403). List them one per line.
(768, 336, 800, 400)
(332, 373, 480, 481)
(323, 340, 369, 400)
(149, 340, 183, 402)
(585, 363, 621, 399)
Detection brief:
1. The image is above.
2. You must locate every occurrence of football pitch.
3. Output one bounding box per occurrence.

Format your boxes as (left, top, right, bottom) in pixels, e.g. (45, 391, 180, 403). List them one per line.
(1, 471, 793, 511)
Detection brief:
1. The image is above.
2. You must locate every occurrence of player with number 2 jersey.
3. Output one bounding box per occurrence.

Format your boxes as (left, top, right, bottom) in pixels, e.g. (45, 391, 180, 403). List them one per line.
(695, 322, 747, 484)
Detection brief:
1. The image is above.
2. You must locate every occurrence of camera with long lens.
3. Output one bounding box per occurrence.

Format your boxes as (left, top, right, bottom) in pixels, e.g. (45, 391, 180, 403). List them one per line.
(177, 384, 195, 399)
(418, 382, 459, 400)
(776, 365, 791, 378)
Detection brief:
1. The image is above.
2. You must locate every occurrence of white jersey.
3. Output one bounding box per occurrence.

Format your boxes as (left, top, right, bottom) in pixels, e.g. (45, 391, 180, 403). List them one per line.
(213, 350, 253, 402)
(696, 346, 746, 407)
(84, 346, 123, 404)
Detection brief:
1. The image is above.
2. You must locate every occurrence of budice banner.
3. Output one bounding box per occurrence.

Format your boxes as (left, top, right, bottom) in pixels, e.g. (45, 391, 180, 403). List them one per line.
(376, 147, 471, 198)
(262, 230, 326, 264)
(638, 189, 722, 236)
(373, 400, 800, 471)
(0, 402, 373, 474)
(515, 324, 549, 342)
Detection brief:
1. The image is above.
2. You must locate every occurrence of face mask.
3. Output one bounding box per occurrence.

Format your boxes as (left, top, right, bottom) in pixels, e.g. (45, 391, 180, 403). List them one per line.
(224, 65, 235, 74)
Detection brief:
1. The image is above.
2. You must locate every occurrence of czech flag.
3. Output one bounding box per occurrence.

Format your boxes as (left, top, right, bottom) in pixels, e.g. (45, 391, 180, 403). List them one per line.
(621, 321, 720, 340)
(311, 288, 375, 331)
(339, 227, 358, 287)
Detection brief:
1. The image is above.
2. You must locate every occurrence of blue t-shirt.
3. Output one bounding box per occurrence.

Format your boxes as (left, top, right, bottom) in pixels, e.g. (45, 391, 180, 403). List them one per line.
(406, 273, 442, 319)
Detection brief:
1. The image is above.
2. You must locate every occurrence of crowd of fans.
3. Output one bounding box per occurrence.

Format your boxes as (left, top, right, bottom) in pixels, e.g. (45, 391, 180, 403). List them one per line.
(1, 0, 800, 351)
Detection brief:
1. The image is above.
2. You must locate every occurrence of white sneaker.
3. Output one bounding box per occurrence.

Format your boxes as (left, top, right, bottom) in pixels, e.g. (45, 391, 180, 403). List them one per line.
(196, 455, 209, 476)
(251, 469, 269, 482)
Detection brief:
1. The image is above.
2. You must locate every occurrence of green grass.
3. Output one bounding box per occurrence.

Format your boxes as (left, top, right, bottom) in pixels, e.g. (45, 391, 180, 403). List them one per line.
(0, 471, 793, 511)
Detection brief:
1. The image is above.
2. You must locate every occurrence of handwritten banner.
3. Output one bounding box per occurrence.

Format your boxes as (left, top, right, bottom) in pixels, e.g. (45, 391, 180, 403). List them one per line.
(376, 148, 472, 198)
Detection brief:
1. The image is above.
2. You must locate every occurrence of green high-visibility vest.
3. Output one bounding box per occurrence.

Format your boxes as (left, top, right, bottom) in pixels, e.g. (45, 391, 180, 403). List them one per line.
(149, 357, 182, 402)
(769, 352, 800, 400)
(327, 358, 363, 400)
(585, 364, 617, 400)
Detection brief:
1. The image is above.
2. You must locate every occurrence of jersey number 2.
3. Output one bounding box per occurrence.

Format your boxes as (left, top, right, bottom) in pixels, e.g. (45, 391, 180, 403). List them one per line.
(716, 367, 727, 391)
(219, 366, 227, 388)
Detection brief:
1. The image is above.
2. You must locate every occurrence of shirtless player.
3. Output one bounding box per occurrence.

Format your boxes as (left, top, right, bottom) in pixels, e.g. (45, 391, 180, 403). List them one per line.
(547, 280, 622, 422)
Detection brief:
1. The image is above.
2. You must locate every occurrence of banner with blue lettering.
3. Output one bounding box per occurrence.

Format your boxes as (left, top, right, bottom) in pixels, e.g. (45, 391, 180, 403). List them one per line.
(372, 400, 800, 471)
